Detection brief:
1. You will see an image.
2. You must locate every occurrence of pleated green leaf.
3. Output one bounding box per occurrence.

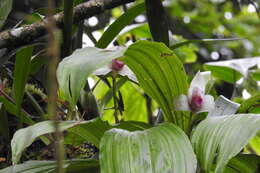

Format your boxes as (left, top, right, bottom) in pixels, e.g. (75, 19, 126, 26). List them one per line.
(123, 41, 189, 129)
(100, 123, 197, 173)
(57, 46, 127, 107)
(191, 114, 260, 173)
(0, 159, 99, 173)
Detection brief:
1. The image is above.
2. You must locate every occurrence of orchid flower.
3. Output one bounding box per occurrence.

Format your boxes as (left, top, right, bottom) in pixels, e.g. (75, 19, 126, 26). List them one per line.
(174, 71, 215, 113)
(93, 59, 138, 82)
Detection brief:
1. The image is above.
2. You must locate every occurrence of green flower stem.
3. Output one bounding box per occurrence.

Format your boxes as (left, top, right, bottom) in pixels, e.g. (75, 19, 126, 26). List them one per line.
(112, 73, 119, 123)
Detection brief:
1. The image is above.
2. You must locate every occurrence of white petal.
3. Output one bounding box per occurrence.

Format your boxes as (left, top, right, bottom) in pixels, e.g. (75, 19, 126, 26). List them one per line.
(118, 66, 138, 83)
(189, 71, 211, 96)
(173, 94, 191, 111)
(197, 95, 215, 113)
(93, 66, 111, 76)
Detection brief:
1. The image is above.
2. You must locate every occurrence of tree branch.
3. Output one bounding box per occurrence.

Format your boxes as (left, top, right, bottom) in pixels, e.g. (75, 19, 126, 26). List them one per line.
(0, 0, 134, 49)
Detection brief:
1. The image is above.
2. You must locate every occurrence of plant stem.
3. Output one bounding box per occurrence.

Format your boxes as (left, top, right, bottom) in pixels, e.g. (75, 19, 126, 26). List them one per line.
(25, 91, 45, 120)
(112, 75, 119, 123)
(47, 0, 65, 173)
(63, 0, 73, 57)
(144, 94, 153, 125)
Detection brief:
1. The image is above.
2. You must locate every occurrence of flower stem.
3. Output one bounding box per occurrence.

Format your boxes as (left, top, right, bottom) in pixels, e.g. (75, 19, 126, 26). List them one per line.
(112, 74, 119, 123)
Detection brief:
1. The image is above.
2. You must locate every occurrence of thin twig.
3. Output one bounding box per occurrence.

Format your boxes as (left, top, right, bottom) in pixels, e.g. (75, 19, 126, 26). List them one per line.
(46, 0, 65, 172)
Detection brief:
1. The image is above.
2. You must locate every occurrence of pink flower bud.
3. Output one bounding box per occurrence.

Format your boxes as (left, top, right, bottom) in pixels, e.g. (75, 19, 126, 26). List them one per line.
(111, 59, 124, 71)
(189, 87, 204, 111)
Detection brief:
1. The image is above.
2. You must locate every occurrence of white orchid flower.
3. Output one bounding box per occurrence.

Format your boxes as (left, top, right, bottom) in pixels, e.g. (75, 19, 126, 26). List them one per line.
(93, 59, 138, 82)
(174, 71, 215, 113)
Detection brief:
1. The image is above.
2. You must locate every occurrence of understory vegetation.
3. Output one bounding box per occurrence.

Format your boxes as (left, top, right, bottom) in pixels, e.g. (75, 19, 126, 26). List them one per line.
(0, 0, 260, 172)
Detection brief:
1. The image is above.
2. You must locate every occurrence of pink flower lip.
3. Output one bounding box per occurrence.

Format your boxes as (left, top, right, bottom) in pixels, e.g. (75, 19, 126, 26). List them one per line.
(189, 87, 204, 111)
(112, 59, 125, 71)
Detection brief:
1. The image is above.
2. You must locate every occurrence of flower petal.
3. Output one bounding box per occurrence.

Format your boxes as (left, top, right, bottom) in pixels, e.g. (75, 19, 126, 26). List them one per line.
(197, 95, 215, 113)
(118, 66, 138, 83)
(189, 71, 211, 96)
(173, 94, 191, 111)
(93, 66, 111, 76)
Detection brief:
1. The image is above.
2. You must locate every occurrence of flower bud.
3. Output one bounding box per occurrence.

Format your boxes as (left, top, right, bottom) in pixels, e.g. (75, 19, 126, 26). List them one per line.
(111, 59, 124, 71)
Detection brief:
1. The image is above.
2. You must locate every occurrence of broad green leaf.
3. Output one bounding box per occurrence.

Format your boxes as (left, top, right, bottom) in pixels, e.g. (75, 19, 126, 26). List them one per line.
(12, 118, 151, 164)
(13, 46, 34, 122)
(123, 41, 190, 130)
(65, 118, 151, 147)
(11, 121, 80, 164)
(100, 123, 197, 173)
(191, 114, 260, 173)
(224, 154, 260, 173)
(204, 57, 260, 83)
(57, 46, 127, 107)
(0, 0, 12, 29)
(0, 159, 99, 173)
(96, 2, 145, 48)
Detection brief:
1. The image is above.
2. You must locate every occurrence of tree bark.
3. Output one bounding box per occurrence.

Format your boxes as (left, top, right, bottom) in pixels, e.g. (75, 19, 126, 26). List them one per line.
(0, 0, 134, 50)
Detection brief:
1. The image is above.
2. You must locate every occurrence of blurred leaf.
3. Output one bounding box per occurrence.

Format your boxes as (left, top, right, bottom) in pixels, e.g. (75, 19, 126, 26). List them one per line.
(96, 2, 145, 48)
(250, 69, 260, 81)
(238, 94, 260, 113)
(224, 154, 260, 173)
(145, 0, 169, 45)
(0, 0, 12, 29)
(192, 114, 260, 173)
(170, 38, 242, 49)
(57, 46, 127, 107)
(123, 41, 190, 130)
(12, 46, 34, 122)
(0, 159, 99, 173)
(204, 57, 260, 83)
(21, 12, 43, 25)
(100, 123, 197, 173)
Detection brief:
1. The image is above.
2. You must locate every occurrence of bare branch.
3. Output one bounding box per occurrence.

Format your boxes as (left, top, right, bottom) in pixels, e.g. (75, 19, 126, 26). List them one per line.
(0, 0, 134, 49)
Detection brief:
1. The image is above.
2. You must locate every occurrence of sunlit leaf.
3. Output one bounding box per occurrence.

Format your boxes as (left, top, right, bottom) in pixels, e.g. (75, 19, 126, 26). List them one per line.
(100, 123, 197, 173)
(57, 47, 127, 107)
(123, 41, 190, 130)
(204, 57, 260, 83)
(191, 114, 260, 173)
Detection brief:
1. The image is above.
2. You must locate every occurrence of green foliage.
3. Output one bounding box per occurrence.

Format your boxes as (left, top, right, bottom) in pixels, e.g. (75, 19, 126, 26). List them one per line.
(191, 114, 260, 173)
(13, 46, 34, 123)
(0, 159, 99, 173)
(124, 41, 190, 130)
(96, 2, 145, 48)
(0, 0, 12, 29)
(57, 47, 127, 107)
(100, 123, 197, 173)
